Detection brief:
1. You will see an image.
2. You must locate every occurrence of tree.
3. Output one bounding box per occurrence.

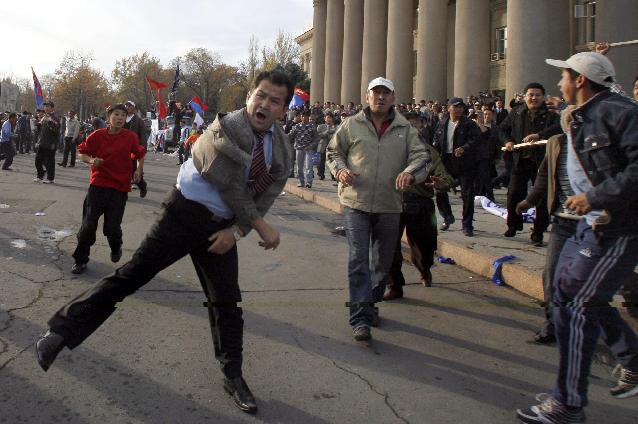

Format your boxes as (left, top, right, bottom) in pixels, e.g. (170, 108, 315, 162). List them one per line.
(176, 48, 246, 117)
(111, 52, 168, 113)
(261, 30, 301, 71)
(51, 51, 114, 120)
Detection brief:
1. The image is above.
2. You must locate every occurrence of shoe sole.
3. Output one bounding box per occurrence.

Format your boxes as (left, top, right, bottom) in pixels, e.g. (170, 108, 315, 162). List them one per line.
(611, 385, 638, 399)
(223, 383, 258, 414)
(34, 342, 50, 372)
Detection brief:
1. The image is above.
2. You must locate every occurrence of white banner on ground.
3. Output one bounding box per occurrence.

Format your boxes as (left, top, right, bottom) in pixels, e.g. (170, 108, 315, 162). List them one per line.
(474, 196, 536, 223)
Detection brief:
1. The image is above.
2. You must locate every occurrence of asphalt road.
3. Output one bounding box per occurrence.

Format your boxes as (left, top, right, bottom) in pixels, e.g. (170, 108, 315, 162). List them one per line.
(1, 151, 636, 423)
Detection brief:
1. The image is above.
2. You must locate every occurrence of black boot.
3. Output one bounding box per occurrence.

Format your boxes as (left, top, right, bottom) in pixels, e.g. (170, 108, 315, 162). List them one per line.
(223, 376, 258, 414)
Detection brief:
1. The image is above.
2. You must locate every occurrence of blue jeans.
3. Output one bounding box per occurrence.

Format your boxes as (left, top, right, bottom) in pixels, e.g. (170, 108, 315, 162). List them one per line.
(552, 220, 638, 407)
(296, 149, 314, 186)
(343, 207, 400, 327)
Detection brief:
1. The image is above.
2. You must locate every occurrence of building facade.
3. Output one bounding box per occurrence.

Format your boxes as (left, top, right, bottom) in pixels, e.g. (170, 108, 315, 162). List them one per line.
(297, 0, 638, 105)
(0, 80, 19, 112)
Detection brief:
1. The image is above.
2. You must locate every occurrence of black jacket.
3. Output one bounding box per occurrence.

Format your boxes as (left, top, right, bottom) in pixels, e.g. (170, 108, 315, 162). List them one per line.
(494, 108, 508, 126)
(124, 114, 148, 149)
(432, 116, 481, 170)
(569, 90, 638, 236)
(499, 103, 561, 168)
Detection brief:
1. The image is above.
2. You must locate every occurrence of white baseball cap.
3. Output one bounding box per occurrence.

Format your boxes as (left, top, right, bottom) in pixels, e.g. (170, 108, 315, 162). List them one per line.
(367, 77, 395, 92)
(545, 52, 616, 87)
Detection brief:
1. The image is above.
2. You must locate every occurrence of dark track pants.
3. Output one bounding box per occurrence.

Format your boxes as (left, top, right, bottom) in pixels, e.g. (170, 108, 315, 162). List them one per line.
(552, 220, 638, 407)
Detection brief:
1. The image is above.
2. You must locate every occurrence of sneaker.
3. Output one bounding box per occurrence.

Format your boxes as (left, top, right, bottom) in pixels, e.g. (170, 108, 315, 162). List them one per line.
(110, 247, 122, 263)
(353, 325, 371, 342)
(57, 162, 66, 167)
(2, 167, 14, 171)
(516, 393, 585, 423)
(42, 180, 54, 184)
(610, 367, 638, 399)
(305, 183, 312, 189)
(71, 263, 87, 274)
(463, 228, 474, 237)
(504, 228, 517, 237)
(33, 177, 43, 182)
(440, 222, 450, 231)
(531, 233, 544, 247)
(139, 184, 148, 198)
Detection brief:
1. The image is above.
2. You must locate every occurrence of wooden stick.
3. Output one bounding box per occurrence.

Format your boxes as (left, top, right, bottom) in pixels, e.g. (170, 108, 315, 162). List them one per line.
(609, 40, 638, 47)
(501, 140, 548, 151)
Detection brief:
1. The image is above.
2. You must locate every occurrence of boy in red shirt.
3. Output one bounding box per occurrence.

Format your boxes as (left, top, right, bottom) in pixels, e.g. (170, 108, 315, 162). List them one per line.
(71, 104, 146, 274)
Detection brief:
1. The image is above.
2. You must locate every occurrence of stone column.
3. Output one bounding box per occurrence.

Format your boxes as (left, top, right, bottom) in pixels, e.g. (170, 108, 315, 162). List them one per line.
(340, 0, 364, 105)
(324, 0, 345, 103)
(361, 0, 388, 103)
(386, 0, 415, 103)
(506, 0, 571, 102)
(310, 0, 327, 104)
(595, 0, 638, 94)
(453, 0, 489, 98)
(415, 0, 448, 102)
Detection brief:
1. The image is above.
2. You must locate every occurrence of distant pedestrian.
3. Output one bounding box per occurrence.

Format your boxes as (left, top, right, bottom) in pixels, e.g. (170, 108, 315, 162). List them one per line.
(34, 101, 60, 184)
(58, 110, 80, 167)
(124, 101, 149, 198)
(16, 111, 32, 154)
(1, 113, 17, 170)
(289, 110, 319, 188)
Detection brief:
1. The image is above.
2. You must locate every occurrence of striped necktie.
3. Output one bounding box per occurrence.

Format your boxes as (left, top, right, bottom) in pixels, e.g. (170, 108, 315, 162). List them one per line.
(248, 131, 275, 193)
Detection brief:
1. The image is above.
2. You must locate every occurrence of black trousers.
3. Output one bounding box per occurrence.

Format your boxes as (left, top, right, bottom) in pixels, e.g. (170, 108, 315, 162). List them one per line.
(474, 159, 495, 201)
(50, 188, 244, 378)
(389, 195, 437, 288)
(73, 185, 128, 264)
(436, 153, 476, 231)
(131, 159, 146, 191)
(61, 137, 77, 166)
(35, 148, 56, 180)
(18, 133, 31, 153)
(1, 141, 15, 169)
(506, 158, 549, 235)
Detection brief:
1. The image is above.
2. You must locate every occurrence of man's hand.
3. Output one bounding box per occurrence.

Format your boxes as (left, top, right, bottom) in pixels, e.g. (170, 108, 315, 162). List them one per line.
(505, 141, 514, 151)
(253, 221, 280, 250)
(423, 176, 448, 190)
(522, 134, 540, 144)
(546, 96, 564, 114)
(565, 193, 592, 215)
(516, 200, 531, 216)
(453, 147, 464, 157)
(208, 228, 236, 254)
(133, 168, 143, 183)
(337, 168, 359, 187)
(395, 172, 415, 191)
(595, 41, 610, 55)
(91, 157, 104, 168)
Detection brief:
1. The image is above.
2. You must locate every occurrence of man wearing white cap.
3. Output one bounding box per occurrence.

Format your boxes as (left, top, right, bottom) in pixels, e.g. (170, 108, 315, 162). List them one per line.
(517, 52, 638, 423)
(327, 77, 430, 342)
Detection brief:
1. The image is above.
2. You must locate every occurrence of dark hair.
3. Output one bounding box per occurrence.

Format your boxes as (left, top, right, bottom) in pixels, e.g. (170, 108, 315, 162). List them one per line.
(524, 82, 546, 95)
(106, 103, 127, 116)
(566, 69, 608, 93)
(301, 110, 311, 117)
(254, 70, 294, 105)
(9, 112, 17, 119)
(633, 75, 638, 85)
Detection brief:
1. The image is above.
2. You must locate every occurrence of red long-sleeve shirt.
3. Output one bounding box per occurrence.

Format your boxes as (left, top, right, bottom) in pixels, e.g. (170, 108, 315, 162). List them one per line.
(77, 128, 145, 193)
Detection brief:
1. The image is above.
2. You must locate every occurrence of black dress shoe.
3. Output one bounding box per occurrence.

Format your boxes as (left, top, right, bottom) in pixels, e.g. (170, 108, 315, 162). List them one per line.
(110, 248, 122, 263)
(503, 228, 517, 237)
(533, 332, 557, 345)
(139, 183, 148, 198)
(223, 377, 258, 414)
(35, 330, 66, 372)
(531, 233, 543, 247)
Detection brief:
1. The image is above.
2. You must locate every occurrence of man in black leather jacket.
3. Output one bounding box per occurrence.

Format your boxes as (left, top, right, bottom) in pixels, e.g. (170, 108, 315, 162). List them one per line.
(516, 52, 638, 424)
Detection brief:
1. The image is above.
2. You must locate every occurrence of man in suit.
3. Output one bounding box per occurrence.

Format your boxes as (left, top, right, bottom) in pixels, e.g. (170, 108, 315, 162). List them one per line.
(35, 71, 294, 415)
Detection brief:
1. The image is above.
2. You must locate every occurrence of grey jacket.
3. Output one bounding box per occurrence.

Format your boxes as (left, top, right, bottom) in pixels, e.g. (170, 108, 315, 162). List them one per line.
(190, 108, 292, 234)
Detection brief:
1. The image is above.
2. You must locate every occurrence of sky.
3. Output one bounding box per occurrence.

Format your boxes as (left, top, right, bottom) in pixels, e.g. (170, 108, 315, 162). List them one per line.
(2, 0, 313, 81)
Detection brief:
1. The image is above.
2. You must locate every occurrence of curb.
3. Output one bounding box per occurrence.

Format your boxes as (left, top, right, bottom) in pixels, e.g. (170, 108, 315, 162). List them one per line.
(284, 182, 544, 301)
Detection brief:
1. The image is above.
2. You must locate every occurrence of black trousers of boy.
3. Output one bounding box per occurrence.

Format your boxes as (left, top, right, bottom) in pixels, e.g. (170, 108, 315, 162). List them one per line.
(72, 185, 128, 265)
(0, 141, 15, 169)
(388, 194, 437, 291)
(35, 148, 56, 181)
(18, 133, 31, 153)
(51, 188, 244, 378)
(506, 157, 549, 236)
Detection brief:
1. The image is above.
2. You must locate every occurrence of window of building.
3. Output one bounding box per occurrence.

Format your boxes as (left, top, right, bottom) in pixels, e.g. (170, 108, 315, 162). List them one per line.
(575, 1, 596, 44)
(492, 27, 507, 61)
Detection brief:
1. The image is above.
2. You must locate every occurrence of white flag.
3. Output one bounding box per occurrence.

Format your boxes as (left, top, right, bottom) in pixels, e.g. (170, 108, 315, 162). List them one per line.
(194, 113, 204, 127)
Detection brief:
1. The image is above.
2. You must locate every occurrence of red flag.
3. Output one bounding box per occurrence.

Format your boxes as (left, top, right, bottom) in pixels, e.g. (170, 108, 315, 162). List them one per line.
(146, 76, 168, 90)
(157, 91, 167, 120)
(191, 96, 209, 111)
(294, 88, 310, 102)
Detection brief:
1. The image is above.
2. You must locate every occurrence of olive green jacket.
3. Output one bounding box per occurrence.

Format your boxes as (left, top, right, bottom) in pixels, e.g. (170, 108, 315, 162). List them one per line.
(326, 108, 430, 213)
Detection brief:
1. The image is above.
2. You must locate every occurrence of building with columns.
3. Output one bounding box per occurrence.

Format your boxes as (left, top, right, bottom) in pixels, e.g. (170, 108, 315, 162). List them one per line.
(296, 0, 638, 105)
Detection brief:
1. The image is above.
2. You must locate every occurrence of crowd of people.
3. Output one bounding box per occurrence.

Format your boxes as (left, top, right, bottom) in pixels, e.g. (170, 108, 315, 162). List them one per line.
(0, 40, 634, 423)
